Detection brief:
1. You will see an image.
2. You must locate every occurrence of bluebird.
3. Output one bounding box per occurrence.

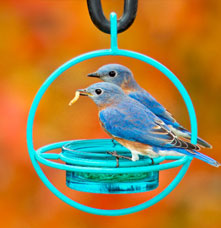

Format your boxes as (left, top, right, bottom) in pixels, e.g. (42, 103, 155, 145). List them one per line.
(72, 82, 219, 167)
(88, 64, 212, 148)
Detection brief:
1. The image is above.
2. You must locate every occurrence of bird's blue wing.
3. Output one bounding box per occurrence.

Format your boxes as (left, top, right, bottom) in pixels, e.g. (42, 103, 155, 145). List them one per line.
(99, 98, 199, 150)
(129, 90, 179, 127)
(129, 90, 211, 148)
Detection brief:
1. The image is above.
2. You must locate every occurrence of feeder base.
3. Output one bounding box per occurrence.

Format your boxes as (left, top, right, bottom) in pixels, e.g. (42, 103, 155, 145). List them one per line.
(62, 140, 160, 194)
(66, 170, 159, 194)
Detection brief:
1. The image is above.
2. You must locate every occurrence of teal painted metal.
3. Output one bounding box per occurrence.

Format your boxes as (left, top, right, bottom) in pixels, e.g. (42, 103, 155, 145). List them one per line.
(35, 140, 190, 173)
(26, 12, 197, 216)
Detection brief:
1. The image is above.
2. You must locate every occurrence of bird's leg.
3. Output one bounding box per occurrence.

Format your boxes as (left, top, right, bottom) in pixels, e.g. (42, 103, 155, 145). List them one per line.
(107, 151, 132, 167)
(116, 157, 119, 168)
(150, 158, 154, 165)
(107, 151, 132, 161)
(107, 151, 119, 168)
(107, 151, 118, 157)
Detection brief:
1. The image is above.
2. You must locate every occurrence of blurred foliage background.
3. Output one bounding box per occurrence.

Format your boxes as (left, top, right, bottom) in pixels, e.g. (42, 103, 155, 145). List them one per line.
(0, 0, 220, 227)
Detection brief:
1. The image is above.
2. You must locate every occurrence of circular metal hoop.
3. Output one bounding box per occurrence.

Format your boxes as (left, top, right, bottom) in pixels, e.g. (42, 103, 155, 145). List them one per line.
(26, 13, 197, 216)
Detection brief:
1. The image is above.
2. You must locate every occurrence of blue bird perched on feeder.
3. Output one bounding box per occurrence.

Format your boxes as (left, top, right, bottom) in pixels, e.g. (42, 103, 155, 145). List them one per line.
(69, 82, 220, 167)
(88, 64, 212, 149)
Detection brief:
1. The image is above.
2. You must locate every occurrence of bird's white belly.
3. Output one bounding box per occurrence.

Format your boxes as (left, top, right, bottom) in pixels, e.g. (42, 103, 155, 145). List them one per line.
(114, 137, 185, 162)
(131, 148, 185, 161)
(130, 148, 159, 161)
(158, 150, 185, 157)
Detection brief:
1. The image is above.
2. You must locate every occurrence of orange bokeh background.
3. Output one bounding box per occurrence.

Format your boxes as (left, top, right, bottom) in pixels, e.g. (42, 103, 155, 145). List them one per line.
(0, 0, 220, 227)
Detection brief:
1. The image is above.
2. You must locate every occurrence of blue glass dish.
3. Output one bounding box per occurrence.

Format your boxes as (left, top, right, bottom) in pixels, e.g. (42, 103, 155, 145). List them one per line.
(61, 139, 159, 194)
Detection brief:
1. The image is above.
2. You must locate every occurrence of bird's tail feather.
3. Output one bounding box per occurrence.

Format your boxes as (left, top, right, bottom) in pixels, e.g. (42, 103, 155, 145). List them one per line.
(186, 150, 220, 167)
(154, 147, 219, 167)
(177, 126, 212, 149)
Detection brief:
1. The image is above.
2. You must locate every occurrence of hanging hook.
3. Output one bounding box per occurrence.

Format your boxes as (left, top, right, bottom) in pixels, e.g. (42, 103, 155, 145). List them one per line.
(87, 0, 138, 34)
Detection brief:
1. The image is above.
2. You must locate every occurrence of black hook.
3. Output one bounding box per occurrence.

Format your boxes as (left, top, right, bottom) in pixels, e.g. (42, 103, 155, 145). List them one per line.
(87, 0, 138, 34)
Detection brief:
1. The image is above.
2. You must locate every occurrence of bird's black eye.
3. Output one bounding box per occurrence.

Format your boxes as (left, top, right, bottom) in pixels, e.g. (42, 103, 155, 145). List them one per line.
(95, 88, 103, 95)
(109, 71, 116, 77)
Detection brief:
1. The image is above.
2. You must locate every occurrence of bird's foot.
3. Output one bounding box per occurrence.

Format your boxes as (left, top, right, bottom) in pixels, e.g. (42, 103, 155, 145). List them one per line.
(107, 151, 132, 168)
(107, 151, 132, 160)
(107, 151, 119, 167)
(150, 158, 154, 165)
(111, 139, 117, 148)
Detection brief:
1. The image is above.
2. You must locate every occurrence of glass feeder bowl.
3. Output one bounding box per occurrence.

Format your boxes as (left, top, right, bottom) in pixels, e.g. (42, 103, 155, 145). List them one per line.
(61, 139, 161, 194)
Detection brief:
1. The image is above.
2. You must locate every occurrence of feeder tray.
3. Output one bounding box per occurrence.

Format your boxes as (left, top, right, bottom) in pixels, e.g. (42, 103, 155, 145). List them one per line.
(35, 139, 193, 194)
(62, 139, 160, 194)
(27, 13, 197, 216)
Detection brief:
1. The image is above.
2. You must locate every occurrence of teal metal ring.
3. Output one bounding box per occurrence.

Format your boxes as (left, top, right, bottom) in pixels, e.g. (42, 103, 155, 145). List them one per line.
(36, 140, 190, 173)
(26, 12, 197, 216)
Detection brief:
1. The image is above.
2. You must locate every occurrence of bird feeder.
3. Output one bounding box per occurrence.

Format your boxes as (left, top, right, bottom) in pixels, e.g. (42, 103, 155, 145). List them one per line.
(27, 1, 197, 216)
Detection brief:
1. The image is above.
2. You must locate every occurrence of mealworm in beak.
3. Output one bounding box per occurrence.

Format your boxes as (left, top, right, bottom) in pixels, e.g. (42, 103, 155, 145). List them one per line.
(69, 91, 80, 106)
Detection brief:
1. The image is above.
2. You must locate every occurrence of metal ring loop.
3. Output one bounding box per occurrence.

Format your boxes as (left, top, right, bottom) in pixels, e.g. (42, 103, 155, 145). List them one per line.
(87, 0, 138, 34)
(26, 48, 195, 216)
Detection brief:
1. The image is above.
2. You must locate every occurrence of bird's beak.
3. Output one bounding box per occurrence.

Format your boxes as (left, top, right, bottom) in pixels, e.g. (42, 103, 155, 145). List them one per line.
(77, 89, 92, 96)
(87, 72, 100, 78)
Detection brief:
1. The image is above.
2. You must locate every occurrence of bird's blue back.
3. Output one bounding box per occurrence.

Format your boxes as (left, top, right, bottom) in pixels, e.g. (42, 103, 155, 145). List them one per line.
(99, 95, 178, 148)
(129, 88, 179, 127)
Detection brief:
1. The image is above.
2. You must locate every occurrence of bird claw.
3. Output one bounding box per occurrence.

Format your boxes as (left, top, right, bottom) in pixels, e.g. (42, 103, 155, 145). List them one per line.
(107, 151, 119, 167)
(107, 151, 132, 168)
(111, 139, 117, 148)
(150, 158, 154, 165)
